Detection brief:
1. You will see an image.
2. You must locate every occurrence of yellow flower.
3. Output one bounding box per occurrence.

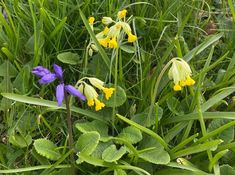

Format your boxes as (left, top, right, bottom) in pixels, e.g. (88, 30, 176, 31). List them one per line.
(99, 37, 110, 48)
(109, 37, 118, 48)
(128, 33, 137, 42)
(88, 17, 95, 25)
(173, 84, 182, 91)
(168, 57, 195, 91)
(94, 99, 105, 111)
(103, 87, 115, 100)
(82, 83, 105, 111)
(102, 17, 113, 25)
(103, 26, 109, 35)
(118, 9, 127, 19)
(88, 77, 115, 100)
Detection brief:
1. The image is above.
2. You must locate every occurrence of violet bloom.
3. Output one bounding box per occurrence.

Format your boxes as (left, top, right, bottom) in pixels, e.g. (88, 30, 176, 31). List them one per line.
(32, 64, 86, 106)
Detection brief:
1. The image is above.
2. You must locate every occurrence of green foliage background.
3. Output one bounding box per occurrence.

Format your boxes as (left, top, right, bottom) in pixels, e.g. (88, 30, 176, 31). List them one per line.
(0, 0, 235, 174)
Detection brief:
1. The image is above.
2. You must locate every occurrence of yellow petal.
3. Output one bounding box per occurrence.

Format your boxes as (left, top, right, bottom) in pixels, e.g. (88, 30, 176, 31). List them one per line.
(109, 37, 118, 48)
(103, 26, 109, 35)
(118, 9, 127, 19)
(99, 37, 110, 48)
(103, 88, 115, 100)
(173, 84, 182, 91)
(185, 76, 195, 86)
(94, 99, 105, 111)
(128, 33, 137, 42)
(88, 17, 95, 25)
(87, 99, 95, 106)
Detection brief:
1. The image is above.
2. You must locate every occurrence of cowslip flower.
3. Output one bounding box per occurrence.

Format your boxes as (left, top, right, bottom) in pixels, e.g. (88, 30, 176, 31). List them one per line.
(118, 9, 127, 19)
(102, 17, 113, 25)
(77, 77, 115, 111)
(32, 64, 86, 106)
(87, 78, 115, 100)
(78, 83, 105, 111)
(87, 9, 137, 52)
(168, 58, 195, 91)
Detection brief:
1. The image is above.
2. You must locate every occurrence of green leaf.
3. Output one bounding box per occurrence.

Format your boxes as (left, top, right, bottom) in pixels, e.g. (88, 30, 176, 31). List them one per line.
(207, 119, 234, 144)
(118, 126, 142, 144)
(138, 135, 170, 165)
(172, 139, 223, 159)
(75, 120, 108, 140)
(117, 114, 169, 151)
(9, 134, 32, 148)
(167, 96, 184, 116)
(0, 60, 18, 77)
(114, 169, 127, 175)
(1, 93, 107, 123)
(120, 45, 135, 53)
(34, 139, 61, 161)
(220, 164, 235, 175)
(75, 131, 100, 156)
(102, 145, 126, 162)
(132, 103, 163, 127)
(102, 85, 126, 107)
(57, 52, 81, 65)
(139, 148, 170, 165)
(184, 33, 223, 62)
(91, 141, 113, 159)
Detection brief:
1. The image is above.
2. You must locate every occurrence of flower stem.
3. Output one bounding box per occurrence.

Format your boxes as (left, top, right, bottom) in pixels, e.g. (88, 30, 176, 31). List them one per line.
(64, 90, 75, 174)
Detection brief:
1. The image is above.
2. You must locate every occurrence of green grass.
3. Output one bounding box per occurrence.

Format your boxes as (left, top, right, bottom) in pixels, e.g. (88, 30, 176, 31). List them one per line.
(0, 0, 235, 174)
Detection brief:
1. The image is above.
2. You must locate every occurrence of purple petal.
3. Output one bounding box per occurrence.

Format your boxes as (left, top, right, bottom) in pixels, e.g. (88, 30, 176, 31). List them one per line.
(38, 73, 57, 84)
(56, 83, 64, 106)
(65, 85, 86, 101)
(32, 66, 51, 77)
(53, 64, 63, 79)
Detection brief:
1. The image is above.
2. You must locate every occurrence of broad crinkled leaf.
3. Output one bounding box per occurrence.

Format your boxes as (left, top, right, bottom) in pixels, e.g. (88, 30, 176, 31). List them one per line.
(138, 135, 170, 165)
(118, 126, 142, 144)
(34, 139, 61, 161)
(102, 145, 127, 162)
(75, 120, 108, 140)
(76, 131, 100, 155)
(132, 103, 163, 127)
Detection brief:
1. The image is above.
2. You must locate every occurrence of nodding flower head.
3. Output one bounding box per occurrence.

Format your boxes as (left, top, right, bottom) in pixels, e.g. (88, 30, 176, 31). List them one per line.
(32, 64, 85, 106)
(88, 9, 137, 52)
(77, 77, 115, 111)
(102, 17, 113, 25)
(168, 57, 195, 91)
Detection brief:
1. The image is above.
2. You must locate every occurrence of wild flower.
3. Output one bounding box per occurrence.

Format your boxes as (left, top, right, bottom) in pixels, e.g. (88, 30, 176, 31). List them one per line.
(32, 64, 86, 106)
(168, 57, 195, 91)
(87, 9, 137, 55)
(77, 77, 115, 111)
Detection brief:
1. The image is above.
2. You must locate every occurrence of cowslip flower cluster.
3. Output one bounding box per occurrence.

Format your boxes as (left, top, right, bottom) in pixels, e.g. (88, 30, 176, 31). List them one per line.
(168, 57, 195, 91)
(32, 64, 86, 106)
(87, 9, 137, 55)
(77, 77, 115, 111)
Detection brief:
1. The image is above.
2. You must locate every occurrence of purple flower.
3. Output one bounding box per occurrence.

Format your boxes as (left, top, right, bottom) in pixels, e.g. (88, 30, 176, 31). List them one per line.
(32, 64, 86, 106)
(65, 85, 86, 100)
(38, 73, 57, 84)
(53, 64, 63, 80)
(32, 66, 51, 77)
